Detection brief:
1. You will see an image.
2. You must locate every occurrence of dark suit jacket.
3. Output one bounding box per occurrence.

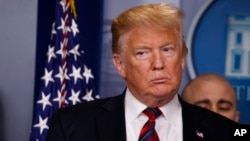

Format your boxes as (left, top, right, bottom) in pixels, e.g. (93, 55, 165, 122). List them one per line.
(46, 93, 238, 141)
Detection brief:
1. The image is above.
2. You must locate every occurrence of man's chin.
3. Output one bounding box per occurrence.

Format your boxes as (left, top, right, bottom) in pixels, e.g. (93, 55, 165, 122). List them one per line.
(151, 90, 176, 98)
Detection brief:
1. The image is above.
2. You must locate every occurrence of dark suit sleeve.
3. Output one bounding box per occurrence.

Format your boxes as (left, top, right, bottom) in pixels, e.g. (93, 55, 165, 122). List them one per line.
(46, 110, 66, 141)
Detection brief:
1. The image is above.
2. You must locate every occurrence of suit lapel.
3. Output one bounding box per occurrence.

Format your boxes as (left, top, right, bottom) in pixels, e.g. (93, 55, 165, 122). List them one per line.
(94, 93, 213, 141)
(179, 96, 210, 141)
(95, 94, 127, 141)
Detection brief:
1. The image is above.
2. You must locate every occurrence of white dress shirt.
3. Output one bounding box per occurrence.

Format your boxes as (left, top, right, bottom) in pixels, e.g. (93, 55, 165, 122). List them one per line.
(125, 88, 183, 141)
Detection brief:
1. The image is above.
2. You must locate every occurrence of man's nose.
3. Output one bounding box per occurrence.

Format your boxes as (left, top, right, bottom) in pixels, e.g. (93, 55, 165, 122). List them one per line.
(211, 105, 218, 113)
(152, 52, 164, 70)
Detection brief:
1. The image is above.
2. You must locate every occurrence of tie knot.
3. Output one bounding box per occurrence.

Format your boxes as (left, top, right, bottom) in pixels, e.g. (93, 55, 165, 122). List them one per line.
(143, 107, 162, 120)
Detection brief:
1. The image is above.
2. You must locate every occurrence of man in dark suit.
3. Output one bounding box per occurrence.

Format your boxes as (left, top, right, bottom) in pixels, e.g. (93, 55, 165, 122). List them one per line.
(182, 73, 239, 122)
(46, 3, 238, 141)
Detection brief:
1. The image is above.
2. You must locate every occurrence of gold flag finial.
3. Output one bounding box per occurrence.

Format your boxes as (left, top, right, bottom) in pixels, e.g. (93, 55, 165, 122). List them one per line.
(69, 0, 77, 19)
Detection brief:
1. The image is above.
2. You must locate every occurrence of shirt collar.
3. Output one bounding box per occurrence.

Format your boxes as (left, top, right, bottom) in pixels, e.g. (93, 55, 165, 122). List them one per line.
(125, 88, 146, 122)
(124, 88, 181, 123)
(159, 93, 181, 123)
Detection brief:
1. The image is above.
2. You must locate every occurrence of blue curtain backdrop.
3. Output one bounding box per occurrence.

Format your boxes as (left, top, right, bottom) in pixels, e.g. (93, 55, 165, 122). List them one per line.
(186, 0, 250, 124)
(34, 0, 103, 107)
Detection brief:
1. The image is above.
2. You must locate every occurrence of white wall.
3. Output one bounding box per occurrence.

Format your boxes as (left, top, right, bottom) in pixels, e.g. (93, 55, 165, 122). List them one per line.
(0, 0, 37, 140)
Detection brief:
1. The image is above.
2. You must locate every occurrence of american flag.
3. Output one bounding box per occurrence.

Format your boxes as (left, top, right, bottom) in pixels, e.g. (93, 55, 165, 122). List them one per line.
(30, 0, 99, 140)
(196, 130, 204, 138)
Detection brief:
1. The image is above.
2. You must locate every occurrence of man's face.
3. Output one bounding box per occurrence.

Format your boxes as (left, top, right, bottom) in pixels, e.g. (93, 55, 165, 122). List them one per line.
(186, 81, 239, 122)
(113, 26, 185, 106)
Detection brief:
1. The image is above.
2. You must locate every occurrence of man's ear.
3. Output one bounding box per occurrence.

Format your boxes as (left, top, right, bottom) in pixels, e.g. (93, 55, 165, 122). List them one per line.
(181, 57, 186, 70)
(113, 54, 126, 78)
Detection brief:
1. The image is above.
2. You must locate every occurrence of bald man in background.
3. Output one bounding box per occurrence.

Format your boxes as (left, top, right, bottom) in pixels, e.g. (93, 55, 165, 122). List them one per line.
(182, 73, 239, 122)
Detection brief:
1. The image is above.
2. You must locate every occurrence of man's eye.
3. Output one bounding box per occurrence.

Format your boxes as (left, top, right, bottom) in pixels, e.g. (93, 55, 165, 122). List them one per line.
(218, 103, 233, 111)
(162, 47, 175, 57)
(136, 51, 144, 56)
(163, 48, 170, 52)
(135, 51, 149, 60)
(218, 106, 231, 111)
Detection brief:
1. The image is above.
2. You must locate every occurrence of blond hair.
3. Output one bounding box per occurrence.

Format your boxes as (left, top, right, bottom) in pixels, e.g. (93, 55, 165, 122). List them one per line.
(111, 3, 187, 55)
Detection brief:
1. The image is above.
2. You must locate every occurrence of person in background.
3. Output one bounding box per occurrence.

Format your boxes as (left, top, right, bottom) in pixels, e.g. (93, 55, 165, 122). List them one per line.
(46, 3, 239, 141)
(182, 73, 239, 122)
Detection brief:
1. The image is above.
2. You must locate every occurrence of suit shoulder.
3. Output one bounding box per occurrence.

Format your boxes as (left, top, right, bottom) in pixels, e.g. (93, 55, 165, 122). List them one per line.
(180, 100, 240, 141)
(53, 94, 123, 119)
(182, 100, 238, 125)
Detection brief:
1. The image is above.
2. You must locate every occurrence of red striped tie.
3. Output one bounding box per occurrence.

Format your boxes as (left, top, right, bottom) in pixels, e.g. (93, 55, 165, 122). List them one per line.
(139, 107, 162, 141)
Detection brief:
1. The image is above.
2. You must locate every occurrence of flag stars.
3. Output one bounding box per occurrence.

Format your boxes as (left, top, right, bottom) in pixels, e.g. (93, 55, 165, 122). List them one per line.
(47, 45, 56, 63)
(55, 67, 70, 83)
(33, 116, 49, 134)
(68, 89, 81, 105)
(37, 92, 52, 111)
(31, 0, 100, 139)
(57, 18, 71, 34)
(53, 90, 68, 108)
(83, 65, 94, 84)
(83, 89, 94, 101)
(51, 22, 57, 39)
(56, 41, 68, 59)
(41, 68, 54, 87)
(60, 0, 69, 13)
(69, 66, 83, 84)
(69, 44, 80, 61)
(71, 19, 79, 37)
